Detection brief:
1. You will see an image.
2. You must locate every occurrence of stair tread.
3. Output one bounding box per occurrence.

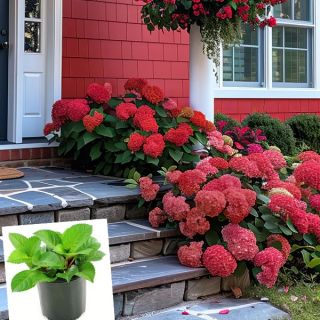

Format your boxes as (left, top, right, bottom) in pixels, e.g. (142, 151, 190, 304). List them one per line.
(108, 219, 179, 245)
(0, 257, 208, 318)
(0, 220, 178, 263)
(112, 256, 208, 294)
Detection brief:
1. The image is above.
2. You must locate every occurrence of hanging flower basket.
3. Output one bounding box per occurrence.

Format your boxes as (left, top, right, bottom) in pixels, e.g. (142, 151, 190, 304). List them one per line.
(140, 0, 287, 64)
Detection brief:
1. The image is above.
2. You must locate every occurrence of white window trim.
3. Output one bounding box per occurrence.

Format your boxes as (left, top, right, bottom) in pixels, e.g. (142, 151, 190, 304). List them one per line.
(7, 0, 62, 144)
(216, 0, 320, 99)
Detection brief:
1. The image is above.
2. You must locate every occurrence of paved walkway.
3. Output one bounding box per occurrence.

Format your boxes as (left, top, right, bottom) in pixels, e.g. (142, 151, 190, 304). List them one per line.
(127, 297, 290, 320)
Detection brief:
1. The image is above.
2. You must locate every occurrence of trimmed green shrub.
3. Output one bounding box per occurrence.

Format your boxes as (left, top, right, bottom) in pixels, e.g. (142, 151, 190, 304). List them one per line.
(286, 114, 320, 153)
(242, 113, 296, 155)
(214, 113, 241, 131)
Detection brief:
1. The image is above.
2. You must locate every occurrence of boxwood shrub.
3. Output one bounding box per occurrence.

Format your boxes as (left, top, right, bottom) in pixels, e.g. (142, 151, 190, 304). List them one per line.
(286, 114, 320, 153)
(242, 113, 296, 155)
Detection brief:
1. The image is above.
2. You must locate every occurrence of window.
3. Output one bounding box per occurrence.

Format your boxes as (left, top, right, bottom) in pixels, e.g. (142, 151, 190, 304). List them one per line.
(24, 0, 42, 53)
(222, 0, 314, 88)
(223, 26, 264, 87)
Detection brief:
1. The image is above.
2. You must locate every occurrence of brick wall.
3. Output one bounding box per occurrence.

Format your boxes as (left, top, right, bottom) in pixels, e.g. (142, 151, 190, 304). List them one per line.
(215, 99, 320, 122)
(0, 148, 67, 168)
(62, 0, 190, 106)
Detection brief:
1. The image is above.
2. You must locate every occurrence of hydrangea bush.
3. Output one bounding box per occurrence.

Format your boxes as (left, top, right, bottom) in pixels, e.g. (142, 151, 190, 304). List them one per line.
(140, 0, 287, 63)
(44, 79, 234, 177)
(141, 149, 320, 288)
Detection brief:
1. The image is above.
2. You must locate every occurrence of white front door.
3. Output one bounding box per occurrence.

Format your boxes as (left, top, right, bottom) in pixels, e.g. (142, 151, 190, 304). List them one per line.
(7, 0, 62, 143)
(22, 0, 46, 138)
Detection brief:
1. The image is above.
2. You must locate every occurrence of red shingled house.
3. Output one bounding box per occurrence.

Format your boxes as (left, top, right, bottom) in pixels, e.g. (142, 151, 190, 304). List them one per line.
(0, 0, 319, 164)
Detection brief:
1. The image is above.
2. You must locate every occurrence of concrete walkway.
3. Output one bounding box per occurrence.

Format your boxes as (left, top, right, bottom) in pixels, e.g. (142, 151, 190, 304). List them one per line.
(126, 297, 290, 320)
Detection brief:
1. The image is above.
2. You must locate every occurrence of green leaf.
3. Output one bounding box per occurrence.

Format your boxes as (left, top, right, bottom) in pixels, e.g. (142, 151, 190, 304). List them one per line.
(90, 143, 102, 161)
(9, 233, 28, 250)
(76, 262, 95, 282)
(62, 224, 93, 253)
(125, 179, 138, 185)
(11, 270, 55, 292)
(33, 252, 65, 269)
(133, 171, 141, 181)
(261, 214, 279, 223)
(87, 250, 105, 262)
(83, 132, 97, 145)
(257, 194, 270, 204)
(287, 220, 298, 233)
(146, 157, 159, 166)
(279, 225, 292, 236)
(7, 250, 32, 265)
(301, 249, 311, 265)
(34, 230, 62, 249)
(234, 261, 247, 277)
(23, 236, 41, 257)
(307, 258, 320, 269)
(194, 132, 207, 146)
(115, 151, 133, 164)
(95, 125, 115, 138)
(155, 105, 167, 117)
(116, 121, 129, 129)
(250, 208, 259, 217)
(56, 265, 79, 282)
(169, 149, 184, 163)
(205, 230, 219, 246)
(135, 152, 145, 160)
(303, 234, 317, 246)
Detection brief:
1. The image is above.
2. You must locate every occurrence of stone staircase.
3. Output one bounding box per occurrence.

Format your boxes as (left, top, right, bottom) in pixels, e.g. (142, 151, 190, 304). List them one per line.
(0, 167, 227, 319)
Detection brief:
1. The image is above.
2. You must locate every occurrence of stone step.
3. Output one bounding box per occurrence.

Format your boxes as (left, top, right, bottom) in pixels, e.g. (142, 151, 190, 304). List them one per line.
(0, 219, 179, 264)
(0, 256, 218, 319)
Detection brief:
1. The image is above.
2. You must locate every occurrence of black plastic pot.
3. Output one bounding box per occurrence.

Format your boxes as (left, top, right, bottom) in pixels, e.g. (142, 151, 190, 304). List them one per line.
(37, 277, 86, 320)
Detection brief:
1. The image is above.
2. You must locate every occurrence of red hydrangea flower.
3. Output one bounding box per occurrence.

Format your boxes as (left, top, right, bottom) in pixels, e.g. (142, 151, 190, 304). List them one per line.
(143, 134, 165, 158)
(307, 213, 320, 241)
(124, 78, 148, 93)
(298, 151, 320, 163)
(209, 157, 229, 170)
(190, 111, 207, 128)
(142, 85, 164, 105)
(133, 105, 158, 133)
(222, 224, 259, 261)
(164, 123, 193, 147)
(207, 130, 235, 155)
(254, 247, 284, 288)
(195, 190, 226, 217)
(294, 160, 320, 191)
(223, 188, 252, 224)
(163, 191, 190, 221)
(263, 150, 287, 170)
(289, 208, 309, 234)
(67, 99, 90, 122)
(87, 83, 111, 104)
(196, 157, 218, 176)
(162, 98, 177, 111)
(149, 207, 167, 228)
(139, 177, 160, 201)
(179, 208, 210, 238)
(204, 120, 216, 133)
(52, 99, 69, 127)
(247, 143, 264, 154)
(241, 189, 257, 207)
(203, 174, 242, 192)
(43, 123, 57, 136)
(264, 180, 302, 200)
(177, 241, 204, 268)
(127, 132, 145, 152)
(203, 245, 237, 277)
(166, 170, 182, 184)
(83, 111, 104, 133)
(178, 169, 207, 197)
(116, 102, 137, 121)
(267, 234, 291, 262)
(309, 194, 320, 211)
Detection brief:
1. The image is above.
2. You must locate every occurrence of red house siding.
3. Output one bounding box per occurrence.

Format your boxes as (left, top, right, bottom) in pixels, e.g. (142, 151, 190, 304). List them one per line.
(215, 99, 320, 122)
(62, 0, 190, 107)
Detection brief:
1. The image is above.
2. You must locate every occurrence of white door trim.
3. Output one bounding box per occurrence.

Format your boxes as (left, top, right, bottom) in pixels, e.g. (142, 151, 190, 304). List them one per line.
(7, 0, 62, 143)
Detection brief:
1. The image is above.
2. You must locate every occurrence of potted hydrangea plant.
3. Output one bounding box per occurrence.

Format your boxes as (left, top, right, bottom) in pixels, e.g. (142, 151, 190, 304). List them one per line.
(7, 224, 105, 320)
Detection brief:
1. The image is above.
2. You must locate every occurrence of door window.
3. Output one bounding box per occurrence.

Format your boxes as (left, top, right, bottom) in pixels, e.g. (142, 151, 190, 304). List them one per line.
(24, 0, 41, 53)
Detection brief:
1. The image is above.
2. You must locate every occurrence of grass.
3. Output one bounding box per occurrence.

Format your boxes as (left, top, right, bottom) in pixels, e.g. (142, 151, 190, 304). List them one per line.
(247, 283, 320, 320)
